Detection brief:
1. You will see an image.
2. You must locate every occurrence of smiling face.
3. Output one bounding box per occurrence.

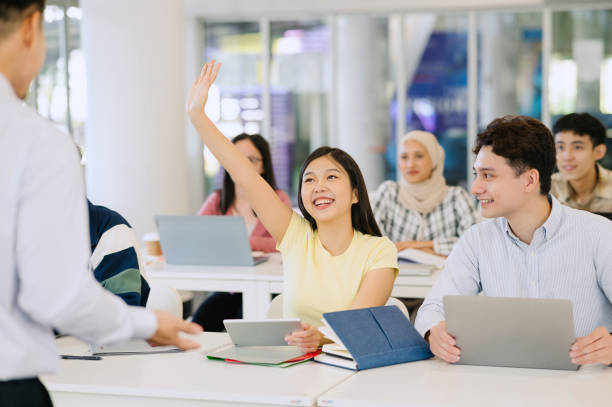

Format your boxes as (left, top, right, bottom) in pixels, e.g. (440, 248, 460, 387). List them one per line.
(399, 139, 434, 184)
(554, 131, 605, 182)
(471, 146, 539, 219)
(300, 155, 358, 224)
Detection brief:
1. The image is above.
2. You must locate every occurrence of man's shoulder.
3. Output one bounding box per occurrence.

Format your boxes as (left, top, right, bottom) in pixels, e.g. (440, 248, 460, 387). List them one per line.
(550, 174, 570, 202)
(559, 203, 612, 232)
(550, 172, 567, 188)
(597, 166, 612, 190)
(3, 100, 63, 141)
(89, 201, 128, 223)
(88, 201, 132, 241)
(465, 217, 501, 234)
(551, 172, 565, 181)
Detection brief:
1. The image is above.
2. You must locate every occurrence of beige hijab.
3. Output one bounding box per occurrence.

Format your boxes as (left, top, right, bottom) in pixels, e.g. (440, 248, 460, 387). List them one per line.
(398, 130, 448, 215)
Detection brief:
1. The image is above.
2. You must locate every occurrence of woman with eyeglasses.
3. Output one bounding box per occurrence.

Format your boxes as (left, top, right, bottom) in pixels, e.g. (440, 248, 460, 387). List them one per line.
(192, 133, 291, 331)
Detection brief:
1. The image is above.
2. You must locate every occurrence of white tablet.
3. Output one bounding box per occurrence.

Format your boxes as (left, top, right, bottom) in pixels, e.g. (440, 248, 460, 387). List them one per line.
(223, 318, 302, 347)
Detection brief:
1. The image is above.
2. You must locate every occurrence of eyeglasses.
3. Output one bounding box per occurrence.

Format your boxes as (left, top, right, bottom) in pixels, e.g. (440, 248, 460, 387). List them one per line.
(247, 156, 263, 165)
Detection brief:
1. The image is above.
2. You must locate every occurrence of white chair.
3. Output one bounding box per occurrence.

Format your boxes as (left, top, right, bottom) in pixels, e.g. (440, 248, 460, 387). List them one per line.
(385, 296, 410, 319)
(265, 294, 409, 320)
(266, 294, 283, 318)
(146, 282, 183, 319)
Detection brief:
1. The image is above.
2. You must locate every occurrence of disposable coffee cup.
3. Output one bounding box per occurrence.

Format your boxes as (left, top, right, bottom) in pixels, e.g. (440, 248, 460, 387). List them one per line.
(143, 232, 162, 256)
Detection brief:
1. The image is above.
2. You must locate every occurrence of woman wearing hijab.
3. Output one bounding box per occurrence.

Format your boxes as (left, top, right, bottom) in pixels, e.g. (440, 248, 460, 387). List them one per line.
(372, 130, 478, 256)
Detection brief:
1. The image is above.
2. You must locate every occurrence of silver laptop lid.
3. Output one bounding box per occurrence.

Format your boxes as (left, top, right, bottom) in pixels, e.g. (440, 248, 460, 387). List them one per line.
(444, 295, 578, 370)
(155, 215, 255, 266)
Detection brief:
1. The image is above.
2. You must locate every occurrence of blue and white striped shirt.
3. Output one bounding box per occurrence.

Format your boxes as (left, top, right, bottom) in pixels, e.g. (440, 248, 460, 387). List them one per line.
(415, 196, 612, 337)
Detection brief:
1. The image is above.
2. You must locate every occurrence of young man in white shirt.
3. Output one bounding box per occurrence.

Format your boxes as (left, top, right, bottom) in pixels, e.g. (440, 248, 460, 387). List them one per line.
(550, 112, 612, 212)
(415, 115, 612, 366)
(0, 2, 202, 405)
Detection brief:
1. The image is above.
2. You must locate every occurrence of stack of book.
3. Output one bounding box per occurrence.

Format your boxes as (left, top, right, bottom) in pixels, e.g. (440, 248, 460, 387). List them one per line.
(315, 305, 433, 370)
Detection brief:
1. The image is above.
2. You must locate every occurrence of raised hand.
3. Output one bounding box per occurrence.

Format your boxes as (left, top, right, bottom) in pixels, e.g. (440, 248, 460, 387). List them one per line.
(186, 60, 221, 121)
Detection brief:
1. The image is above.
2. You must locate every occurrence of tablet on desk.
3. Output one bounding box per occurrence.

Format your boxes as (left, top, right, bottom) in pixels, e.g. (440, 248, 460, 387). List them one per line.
(224, 318, 302, 347)
(207, 318, 305, 364)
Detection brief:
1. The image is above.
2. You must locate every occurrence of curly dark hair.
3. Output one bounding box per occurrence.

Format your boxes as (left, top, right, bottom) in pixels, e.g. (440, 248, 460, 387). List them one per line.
(474, 115, 556, 195)
(553, 113, 607, 147)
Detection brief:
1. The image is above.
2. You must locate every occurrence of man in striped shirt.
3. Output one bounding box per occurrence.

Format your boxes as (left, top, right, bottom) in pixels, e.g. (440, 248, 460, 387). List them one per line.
(88, 200, 150, 307)
(416, 116, 612, 366)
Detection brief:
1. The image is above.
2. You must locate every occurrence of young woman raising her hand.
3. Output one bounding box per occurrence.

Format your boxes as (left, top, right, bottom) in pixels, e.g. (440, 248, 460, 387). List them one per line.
(186, 61, 398, 352)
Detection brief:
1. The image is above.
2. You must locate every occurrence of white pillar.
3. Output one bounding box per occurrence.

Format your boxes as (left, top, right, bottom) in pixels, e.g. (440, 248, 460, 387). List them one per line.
(81, 0, 191, 238)
(335, 16, 387, 190)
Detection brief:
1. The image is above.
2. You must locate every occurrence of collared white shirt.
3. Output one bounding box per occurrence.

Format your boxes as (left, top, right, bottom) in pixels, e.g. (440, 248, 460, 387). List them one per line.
(415, 196, 612, 338)
(0, 74, 156, 380)
(551, 164, 612, 212)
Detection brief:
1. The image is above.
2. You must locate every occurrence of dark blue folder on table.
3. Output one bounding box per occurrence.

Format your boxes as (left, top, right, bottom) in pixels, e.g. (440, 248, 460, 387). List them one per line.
(316, 305, 433, 370)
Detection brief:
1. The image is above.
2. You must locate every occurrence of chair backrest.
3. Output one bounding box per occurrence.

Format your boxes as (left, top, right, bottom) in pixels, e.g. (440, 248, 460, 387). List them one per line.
(266, 294, 283, 318)
(146, 282, 183, 319)
(385, 297, 410, 319)
(265, 295, 409, 320)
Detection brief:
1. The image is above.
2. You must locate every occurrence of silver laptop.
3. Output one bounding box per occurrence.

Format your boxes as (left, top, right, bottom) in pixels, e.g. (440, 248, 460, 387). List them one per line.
(444, 296, 578, 370)
(155, 215, 268, 266)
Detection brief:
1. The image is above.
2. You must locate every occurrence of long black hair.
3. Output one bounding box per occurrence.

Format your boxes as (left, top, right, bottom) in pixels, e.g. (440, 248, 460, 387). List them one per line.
(297, 147, 382, 237)
(219, 133, 278, 213)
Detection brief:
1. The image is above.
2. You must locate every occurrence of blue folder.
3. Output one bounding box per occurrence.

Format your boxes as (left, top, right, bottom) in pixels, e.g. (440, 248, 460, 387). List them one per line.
(319, 306, 433, 370)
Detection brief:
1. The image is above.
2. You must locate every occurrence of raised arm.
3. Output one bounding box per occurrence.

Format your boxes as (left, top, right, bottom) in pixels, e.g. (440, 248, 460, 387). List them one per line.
(186, 61, 292, 242)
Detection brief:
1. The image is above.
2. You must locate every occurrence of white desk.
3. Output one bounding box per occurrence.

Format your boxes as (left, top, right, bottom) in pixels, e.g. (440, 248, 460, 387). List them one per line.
(146, 254, 284, 319)
(43, 333, 353, 407)
(146, 254, 439, 319)
(318, 358, 612, 407)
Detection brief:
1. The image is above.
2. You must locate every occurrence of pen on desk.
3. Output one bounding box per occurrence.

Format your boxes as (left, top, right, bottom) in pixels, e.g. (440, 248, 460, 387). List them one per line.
(61, 355, 102, 360)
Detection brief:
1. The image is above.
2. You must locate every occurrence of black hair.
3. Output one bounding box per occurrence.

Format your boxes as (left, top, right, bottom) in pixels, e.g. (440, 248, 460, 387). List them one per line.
(219, 133, 277, 214)
(474, 115, 556, 195)
(552, 113, 607, 147)
(297, 146, 382, 237)
(0, 0, 45, 38)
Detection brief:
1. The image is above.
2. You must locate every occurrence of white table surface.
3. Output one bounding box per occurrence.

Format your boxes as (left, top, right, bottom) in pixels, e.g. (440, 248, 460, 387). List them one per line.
(318, 358, 612, 407)
(146, 254, 439, 319)
(43, 332, 354, 407)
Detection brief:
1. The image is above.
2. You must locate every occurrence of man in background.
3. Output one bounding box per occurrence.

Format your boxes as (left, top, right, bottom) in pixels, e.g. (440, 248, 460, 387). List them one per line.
(88, 200, 150, 306)
(551, 112, 612, 212)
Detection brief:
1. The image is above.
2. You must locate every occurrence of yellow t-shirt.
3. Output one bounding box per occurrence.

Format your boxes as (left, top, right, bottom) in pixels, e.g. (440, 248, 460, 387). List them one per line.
(278, 212, 398, 327)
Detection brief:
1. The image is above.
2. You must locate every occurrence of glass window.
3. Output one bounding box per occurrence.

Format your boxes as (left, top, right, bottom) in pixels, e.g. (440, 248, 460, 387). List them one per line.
(478, 12, 542, 126)
(34, 5, 67, 131)
(550, 9, 612, 167)
(202, 22, 263, 196)
(29, 4, 84, 155)
(395, 14, 468, 186)
(67, 6, 86, 151)
(269, 20, 330, 197)
(335, 16, 393, 188)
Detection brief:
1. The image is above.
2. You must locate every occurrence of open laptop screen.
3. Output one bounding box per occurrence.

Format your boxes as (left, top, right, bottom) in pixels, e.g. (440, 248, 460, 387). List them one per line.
(155, 215, 264, 266)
